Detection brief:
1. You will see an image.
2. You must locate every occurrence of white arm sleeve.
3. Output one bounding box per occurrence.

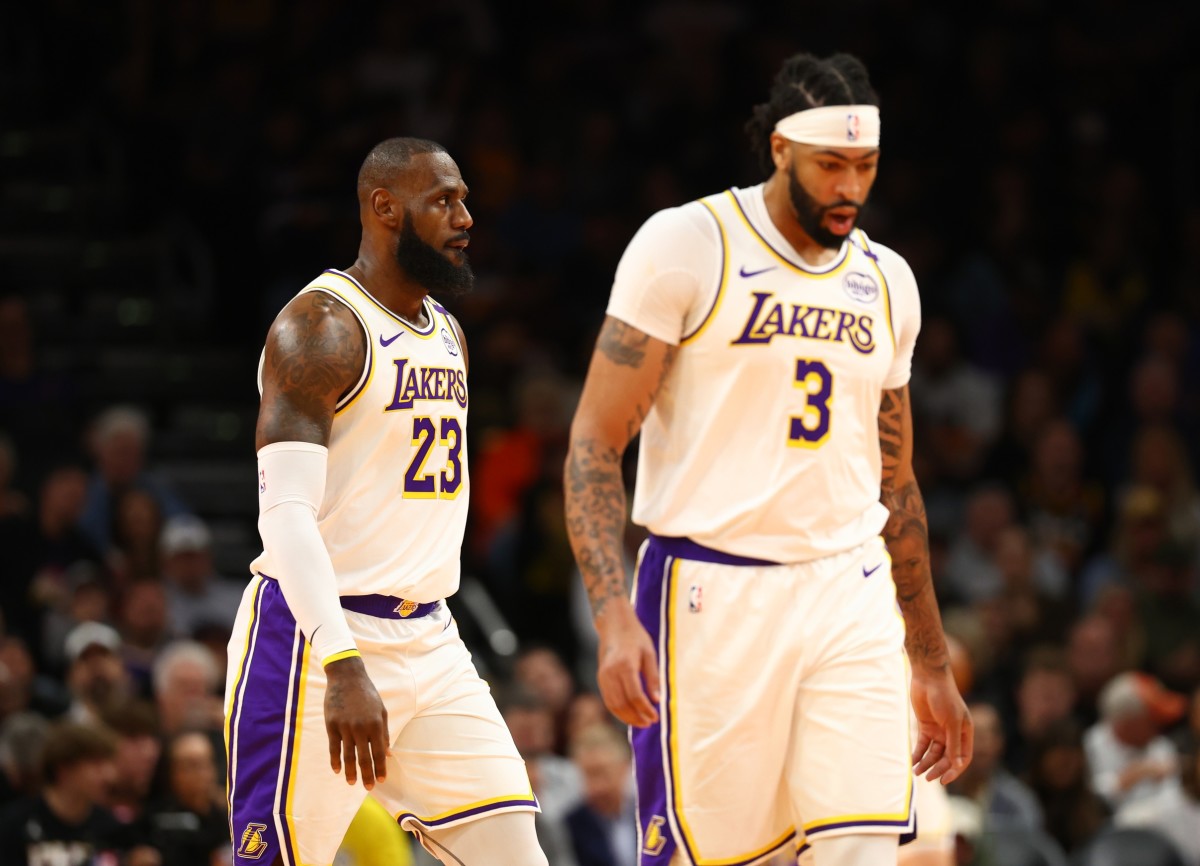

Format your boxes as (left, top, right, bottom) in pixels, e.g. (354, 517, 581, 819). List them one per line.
(605, 203, 721, 344)
(256, 441, 357, 665)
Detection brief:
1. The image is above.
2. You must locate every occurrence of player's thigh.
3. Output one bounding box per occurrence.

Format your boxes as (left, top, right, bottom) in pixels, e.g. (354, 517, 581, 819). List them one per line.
(787, 640, 911, 841)
(802, 834, 899, 866)
(417, 811, 547, 866)
(374, 639, 536, 833)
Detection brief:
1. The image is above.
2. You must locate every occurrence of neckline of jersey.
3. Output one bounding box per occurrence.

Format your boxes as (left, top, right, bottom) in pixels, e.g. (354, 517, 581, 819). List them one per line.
(324, 268, 438, 335)
(729, 186, 851, 275)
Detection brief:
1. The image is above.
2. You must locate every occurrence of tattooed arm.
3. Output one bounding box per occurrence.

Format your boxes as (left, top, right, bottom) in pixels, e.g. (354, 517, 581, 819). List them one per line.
(256, 293, 390, 790)
(879, 385, 973, 784)
(564, 315, 677, 727)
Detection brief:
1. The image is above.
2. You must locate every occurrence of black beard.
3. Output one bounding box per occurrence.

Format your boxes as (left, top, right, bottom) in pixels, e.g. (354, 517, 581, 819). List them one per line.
(787, 170, 863, 251)
(394, 212, 474, 298)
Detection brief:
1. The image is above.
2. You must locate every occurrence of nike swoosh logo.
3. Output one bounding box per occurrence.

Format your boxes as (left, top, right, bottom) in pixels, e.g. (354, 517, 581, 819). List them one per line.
(380, 332, 403, 347)
(739, 265, 777, 278)
(863, 563, 883, 578)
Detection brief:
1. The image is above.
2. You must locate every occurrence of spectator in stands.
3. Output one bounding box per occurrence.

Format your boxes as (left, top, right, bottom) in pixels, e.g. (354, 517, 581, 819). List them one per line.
(1067, 615, 1126, 727)
(499, 685, 582, 820)
(0, 720, 156, 866)
(0, 433, 30, 520)
(1126, 422, 1200, 558)
(1079, 484, 1171, 610)
(108, 487, 165, 585)
(61, 621, 132, 725)
(78, 405, 190, 556)
(1084, 671, 1185, 811)
(1027, 718, 1112, 856)
(1115, 736, 1200, 866)
(565, 722, 637, 866)
(1007, 646, 1079, 777)
(0, 711, 50, 801)
(513, 643, 578, 755)
(145, 729, 230, 866)
(151, 640, 223, 739)
(0, 635, 69, 719)
(941, 482, 1016, 605)
(159, 514, 244, 638)
(100, 700, 161, 829)
(948, 701, 1043, 833)
(2, 464, 104, 663)
(117, 579, 171, 698)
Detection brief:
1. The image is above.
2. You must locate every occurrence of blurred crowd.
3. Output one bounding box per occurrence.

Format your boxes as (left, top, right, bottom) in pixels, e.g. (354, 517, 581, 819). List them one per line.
(1, 0, 1197, 864)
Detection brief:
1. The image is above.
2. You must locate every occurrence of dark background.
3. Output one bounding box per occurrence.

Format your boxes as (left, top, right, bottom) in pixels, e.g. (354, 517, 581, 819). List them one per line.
(1, 0, 1198, 861)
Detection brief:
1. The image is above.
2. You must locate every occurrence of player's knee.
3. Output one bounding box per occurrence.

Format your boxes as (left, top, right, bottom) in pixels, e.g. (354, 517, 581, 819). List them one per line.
(809, 833, 899, 866)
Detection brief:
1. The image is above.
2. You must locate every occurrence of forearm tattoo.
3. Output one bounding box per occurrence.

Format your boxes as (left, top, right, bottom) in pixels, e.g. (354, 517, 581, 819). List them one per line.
(878, 387, 948, 670)
(565, 318, 677, 617)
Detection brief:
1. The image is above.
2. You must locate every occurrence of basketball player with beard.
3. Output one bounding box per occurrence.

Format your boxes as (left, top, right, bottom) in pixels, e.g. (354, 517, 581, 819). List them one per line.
(225, 138, 546, 866)
(564, 53, 972, 865)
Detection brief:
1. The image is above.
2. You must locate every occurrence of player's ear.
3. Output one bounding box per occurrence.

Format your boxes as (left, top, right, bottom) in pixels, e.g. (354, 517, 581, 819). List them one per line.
(369, 188, 401, 226)
(769, 132, 792, 174)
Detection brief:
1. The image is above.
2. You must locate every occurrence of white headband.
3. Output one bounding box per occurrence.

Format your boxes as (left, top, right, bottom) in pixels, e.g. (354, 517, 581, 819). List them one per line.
(775, 104, 880, 147)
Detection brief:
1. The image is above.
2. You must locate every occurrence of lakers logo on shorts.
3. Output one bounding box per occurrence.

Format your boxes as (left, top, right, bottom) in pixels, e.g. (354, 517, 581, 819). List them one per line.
(394, 600, 419, 617)
(643, 815, 668, 855)
(237, 823, 269, 860)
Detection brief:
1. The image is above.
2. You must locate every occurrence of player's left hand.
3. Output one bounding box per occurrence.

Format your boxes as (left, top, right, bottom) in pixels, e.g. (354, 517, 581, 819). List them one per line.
(910, 664, 973, 785)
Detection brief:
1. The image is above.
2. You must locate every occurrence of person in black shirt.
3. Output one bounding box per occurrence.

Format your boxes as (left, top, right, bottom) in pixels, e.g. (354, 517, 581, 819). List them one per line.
(0, 719, 158, 866)
(145, 729, 229, 866)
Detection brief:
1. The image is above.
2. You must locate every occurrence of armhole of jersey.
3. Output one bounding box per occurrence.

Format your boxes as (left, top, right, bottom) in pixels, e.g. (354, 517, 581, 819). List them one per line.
(301, 286, 374, 414)
(680, 198, 728, 345)
(855, 230, 896, 353)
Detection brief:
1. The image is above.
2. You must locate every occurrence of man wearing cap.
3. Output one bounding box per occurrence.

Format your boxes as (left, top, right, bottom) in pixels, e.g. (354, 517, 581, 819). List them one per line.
(564, 50, 970, 866)
(160, 514, 243, 638)
(1084, 671, 1186, 811)
(62, 621, 131, 724)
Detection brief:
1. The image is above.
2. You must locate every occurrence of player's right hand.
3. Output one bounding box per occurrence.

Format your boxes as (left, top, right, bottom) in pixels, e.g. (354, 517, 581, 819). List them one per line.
(595, 601, 661, 727)
(324, 655, 391, 789)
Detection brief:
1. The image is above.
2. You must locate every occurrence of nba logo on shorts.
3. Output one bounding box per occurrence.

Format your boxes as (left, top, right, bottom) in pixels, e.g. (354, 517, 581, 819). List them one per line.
(237, 823, 269, 859)
(688, 584, 703, 613)
(846, 113, 860, 142)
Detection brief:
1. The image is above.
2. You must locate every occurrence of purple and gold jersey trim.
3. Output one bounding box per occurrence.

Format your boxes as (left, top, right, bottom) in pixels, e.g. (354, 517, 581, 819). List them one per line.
(680, 198, 728, 345)
(632, 547, 797, 866)
(225, 577, 312, 866)
(726, 189, 851, 277)
(324, 269, 438, 338)
(395, 790, 540, 831)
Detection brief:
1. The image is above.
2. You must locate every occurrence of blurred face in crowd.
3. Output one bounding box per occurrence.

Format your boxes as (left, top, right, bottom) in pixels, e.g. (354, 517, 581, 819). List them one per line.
(111, 732, 161, 802)
(59, 756, 118, 805)
(1067, 618, 1120, 696)
(120, 582, 168, 649)
(502, 705, 555, 759)
(967, 704, 1003, 778)
(96, 426, 146, 487)
(1017, 668, 1076, 736)
(514, 648, 575, 715)
(69, 646, 130, 710)
(169, 732, 218, 813)
(163, 548, 214, 591)
(1112, 710, 1158, 749)
(40, 467, 89, 532)
(574, 738, 631, 818)
(1038, 742, 1085, 791)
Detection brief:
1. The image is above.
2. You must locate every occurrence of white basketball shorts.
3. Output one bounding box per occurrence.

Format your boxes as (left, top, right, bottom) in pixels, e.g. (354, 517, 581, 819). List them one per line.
(224, 576, 537, 866)
(632, 534, 913, 866)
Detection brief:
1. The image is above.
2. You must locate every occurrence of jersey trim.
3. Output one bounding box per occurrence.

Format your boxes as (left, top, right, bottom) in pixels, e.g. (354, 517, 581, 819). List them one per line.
(301, 285, 375, 414)
(324, 268, 439, 339)
(852, 230, 896, 352)
(726, 189, 851, 277)
(681, 198, 729, 345)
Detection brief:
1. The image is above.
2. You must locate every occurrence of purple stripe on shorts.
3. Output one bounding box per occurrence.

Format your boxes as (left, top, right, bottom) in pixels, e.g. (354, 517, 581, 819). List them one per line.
(647, 534, 780, 567)
(632, 543, 677, 866)
(396, 795, 541, 830)
(228, 578, 304, 866)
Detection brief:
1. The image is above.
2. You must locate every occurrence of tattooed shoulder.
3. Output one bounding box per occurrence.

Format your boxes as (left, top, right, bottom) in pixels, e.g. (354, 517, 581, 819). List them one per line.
(597, 317, 651, 368)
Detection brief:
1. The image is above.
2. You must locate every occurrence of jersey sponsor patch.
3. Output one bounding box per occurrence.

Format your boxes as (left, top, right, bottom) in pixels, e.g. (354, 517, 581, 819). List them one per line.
(441, 328, 459, 356)
(842, 271, 879, 305)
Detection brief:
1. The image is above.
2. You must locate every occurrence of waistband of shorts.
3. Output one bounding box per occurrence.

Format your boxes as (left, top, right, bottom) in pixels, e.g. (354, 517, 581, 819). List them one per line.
(257, 574, 441, 620)
(647, 534, 781, 567)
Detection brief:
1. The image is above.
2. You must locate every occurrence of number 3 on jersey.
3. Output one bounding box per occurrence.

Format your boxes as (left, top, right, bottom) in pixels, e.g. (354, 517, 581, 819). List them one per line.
(790, 359, 832, 448)
(404, 416, 463, 498)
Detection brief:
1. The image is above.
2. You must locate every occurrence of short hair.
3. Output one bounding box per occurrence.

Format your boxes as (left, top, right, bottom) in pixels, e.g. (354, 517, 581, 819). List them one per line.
(152, 640, 220, 697)
(100, 699, 160, 739)
(568, 720, 630, 761)
(745, 51, 881, 175)
(40, 721, 117, 785)
(356, 137, 446, 201)
(92, 404, 150, 446)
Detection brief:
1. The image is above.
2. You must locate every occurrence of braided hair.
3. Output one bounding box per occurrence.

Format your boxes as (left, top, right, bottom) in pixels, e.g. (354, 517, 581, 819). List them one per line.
(745, 52, 880, 175)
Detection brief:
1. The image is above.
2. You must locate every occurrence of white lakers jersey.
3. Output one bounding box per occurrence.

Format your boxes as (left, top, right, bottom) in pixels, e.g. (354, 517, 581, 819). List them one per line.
(606, 184, 921, 563)
(250, 268, 469, 600)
